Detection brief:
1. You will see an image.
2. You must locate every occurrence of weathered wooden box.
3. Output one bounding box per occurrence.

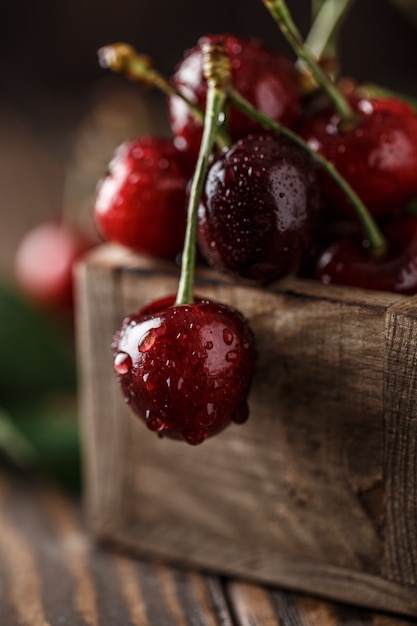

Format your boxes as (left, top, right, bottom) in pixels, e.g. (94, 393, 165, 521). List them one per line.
(76, 243, 417, 618)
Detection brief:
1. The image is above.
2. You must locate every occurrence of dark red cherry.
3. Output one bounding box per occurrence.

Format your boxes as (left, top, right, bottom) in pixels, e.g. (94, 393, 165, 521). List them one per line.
(94, 135, 191, 259)
(197, 133, 321, 283)
(169, 33, 301, 157)
(298, 97, 417, 218)
(316, 216, 417, 294)
(113, 295, 256, 445)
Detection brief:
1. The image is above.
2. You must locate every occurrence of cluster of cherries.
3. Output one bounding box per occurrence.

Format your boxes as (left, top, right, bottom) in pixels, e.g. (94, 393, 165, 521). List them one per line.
(92, 11, 417, 444)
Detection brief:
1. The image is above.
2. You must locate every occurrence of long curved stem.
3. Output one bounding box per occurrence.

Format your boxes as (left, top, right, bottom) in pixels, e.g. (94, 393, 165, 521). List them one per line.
(261, 0, 356, 122)
(229, 87, 388, 256)
(305, 0, 357, 61)
(98, 43, 230, 150)
(175, 43, 230, 305)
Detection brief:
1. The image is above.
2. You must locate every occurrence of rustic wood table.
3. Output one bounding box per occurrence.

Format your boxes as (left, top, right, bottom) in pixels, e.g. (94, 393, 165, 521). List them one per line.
(0, 467, 415, 626)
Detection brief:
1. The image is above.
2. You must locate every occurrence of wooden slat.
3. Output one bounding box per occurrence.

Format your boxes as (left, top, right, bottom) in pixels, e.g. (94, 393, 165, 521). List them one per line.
(0, 468, 231, 626)
(383, 297, 417, 585)
(2, 467, 417, 625)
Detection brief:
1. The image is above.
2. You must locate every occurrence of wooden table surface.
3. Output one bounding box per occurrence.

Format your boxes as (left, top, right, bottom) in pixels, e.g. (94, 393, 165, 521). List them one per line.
(0, 468, 416, 626)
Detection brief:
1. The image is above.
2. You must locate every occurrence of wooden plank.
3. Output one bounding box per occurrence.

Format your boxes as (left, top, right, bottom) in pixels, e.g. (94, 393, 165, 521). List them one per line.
(227, 580, 417, 626)
(383, 296, 417, 585)
(0, 468, 233, 626)
(2, 467, 417, 625)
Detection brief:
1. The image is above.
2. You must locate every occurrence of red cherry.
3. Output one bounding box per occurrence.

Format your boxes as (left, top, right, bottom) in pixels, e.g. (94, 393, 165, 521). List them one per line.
(14, 220, 93, 310)
(113, 295, 256, 445)
(94, 136, 191, 259)
(197, 133, 321, 283)
(298, 97, 417, 218)
(316, 216, 417, 294)
(169, 33, 301, 157)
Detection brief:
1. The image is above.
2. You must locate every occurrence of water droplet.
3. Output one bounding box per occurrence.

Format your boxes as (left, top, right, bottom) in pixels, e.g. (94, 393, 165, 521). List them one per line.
(114, 352, 132, 375)
(177, 377, 184, 391)
(226, 350, 238, 362)
(146, 412, 165, 432)
(158, 158, 169, 170)
(138, 328, 157, 352)
(232, 403, 249, 424)
(183, 428, 207, 445)
(199, 403, 216, 426)
(204, 341, 213, 350)
(223, 328, 234, 345)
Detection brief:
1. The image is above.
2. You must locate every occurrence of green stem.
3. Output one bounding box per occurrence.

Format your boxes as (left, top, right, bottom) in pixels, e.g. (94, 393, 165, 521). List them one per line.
(305, 0, 357, 61)
(261, 0, 356, 121)
(175, 44, 230, 305)
(98, 43, 230, 150)
(229, 87, 388, 256)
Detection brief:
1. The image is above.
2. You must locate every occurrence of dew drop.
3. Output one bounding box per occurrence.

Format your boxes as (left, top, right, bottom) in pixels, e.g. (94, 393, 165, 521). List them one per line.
(223, 328, 234, 345)
(204, 340, 214, 350)
(114, 352, 132, 375)
(199, 403, 216, 426)
(146, 412, 166, 432)
(226, 350, 238, 362)
(183, 428, 207, 445)
(138, 328, 157, 352)
(232, 403, 249, 424)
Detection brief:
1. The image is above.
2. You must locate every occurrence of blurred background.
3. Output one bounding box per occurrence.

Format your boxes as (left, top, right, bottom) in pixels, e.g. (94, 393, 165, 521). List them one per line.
(0, 0, 416, 491)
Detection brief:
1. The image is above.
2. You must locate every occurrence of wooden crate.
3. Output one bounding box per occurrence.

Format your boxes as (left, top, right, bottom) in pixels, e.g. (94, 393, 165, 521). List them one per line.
(76, 243, 417, 618)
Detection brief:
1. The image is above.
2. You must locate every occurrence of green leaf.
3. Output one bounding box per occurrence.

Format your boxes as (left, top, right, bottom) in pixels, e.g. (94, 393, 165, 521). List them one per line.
(0, 407, 39, 468)
(0, 283, 77, 399)
(6, 396, 82, 494)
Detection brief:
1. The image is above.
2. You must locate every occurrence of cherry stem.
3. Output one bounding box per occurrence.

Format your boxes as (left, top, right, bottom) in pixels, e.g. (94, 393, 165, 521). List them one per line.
(228, 87, 388, 256)
(304, 0, 357, 62)
(175, 42, 230, 306)
(260, 0, 356, 123)
(97, 43, 230, 150)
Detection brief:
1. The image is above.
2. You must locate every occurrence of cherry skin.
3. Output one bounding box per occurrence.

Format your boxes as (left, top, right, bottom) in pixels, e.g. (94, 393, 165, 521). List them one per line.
(113, 295, 256, 445)
(298, 96, 417, 218)
(14, 220, 94, 311)
(316, 216, 417, 294)
(94, 135, 192, 259)
(169, 33, 301, 158)
(197, 133, 321, 283)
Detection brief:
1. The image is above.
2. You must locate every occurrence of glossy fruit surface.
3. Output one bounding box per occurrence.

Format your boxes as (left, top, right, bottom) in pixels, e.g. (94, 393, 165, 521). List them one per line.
(299, 96, 417, 218)
(14, 220, 93, 310)
(316, 216, 417, 294)
(198, 133, 321, 283)
(169, 33, 301, 157)
(94, 135, 191, 259)
(113, 295, 256, 445)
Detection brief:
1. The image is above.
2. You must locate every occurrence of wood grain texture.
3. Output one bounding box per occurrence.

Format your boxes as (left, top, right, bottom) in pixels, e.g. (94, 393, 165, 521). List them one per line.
(1, 467, 417, 625)
(383, 297, 417, 585)
(76, 244, 417, 618)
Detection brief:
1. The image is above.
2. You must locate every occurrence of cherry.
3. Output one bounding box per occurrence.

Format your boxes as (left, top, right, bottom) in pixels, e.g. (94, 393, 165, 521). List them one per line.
(197, 133, 321, 283)
(112, 42, 257, 445)
(168, 33, 301, 157)
(298, 96, 417, 218)
(113, 295, 256, 444)
(14, 220, 93, 311)
(316, 216, 417, 294)
(93, 135, 192, 259)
